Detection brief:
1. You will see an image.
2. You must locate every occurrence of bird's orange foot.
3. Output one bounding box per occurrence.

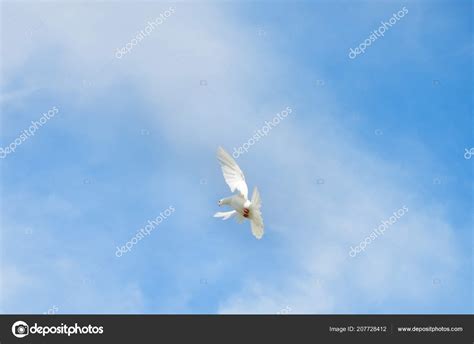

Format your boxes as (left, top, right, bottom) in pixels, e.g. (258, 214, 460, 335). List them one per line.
(243, 208, 249, 218)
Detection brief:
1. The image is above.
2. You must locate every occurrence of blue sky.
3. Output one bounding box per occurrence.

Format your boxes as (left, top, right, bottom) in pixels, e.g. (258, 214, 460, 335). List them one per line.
(0, 0, 472, 314)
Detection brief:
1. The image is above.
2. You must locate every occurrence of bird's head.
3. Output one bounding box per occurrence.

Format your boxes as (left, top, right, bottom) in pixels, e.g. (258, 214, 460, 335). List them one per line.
(218, 197, 232, 207)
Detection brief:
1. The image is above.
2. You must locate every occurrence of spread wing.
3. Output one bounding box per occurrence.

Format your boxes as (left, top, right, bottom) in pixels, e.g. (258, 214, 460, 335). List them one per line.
(217, 147, 248, 199)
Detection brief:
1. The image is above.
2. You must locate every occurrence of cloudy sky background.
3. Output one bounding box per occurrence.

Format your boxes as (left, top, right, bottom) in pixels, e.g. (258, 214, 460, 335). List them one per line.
(0, 0, 472, 314)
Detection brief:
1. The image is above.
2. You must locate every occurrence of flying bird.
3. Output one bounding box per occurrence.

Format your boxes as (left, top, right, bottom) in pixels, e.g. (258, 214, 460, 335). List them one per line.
(214, 147, 264, 239)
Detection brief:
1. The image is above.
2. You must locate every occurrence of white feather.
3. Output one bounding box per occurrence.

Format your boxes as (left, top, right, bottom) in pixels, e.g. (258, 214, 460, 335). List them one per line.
(217, 147, 249, 200)
(214, 210, 236, 220)
(250, 187, 264, 239)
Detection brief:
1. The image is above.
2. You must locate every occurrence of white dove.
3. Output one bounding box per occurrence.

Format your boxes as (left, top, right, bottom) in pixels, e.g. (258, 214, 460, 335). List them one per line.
(214, 147, 264, 239)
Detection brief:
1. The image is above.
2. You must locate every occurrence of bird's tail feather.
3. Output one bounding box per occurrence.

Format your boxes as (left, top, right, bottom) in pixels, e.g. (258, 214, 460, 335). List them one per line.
(249, 187, 264, 239)
(235, 213, 245, 224)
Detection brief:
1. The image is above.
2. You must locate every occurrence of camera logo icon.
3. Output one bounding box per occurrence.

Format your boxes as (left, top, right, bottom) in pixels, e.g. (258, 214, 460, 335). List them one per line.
(12, 321, 29, 338)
